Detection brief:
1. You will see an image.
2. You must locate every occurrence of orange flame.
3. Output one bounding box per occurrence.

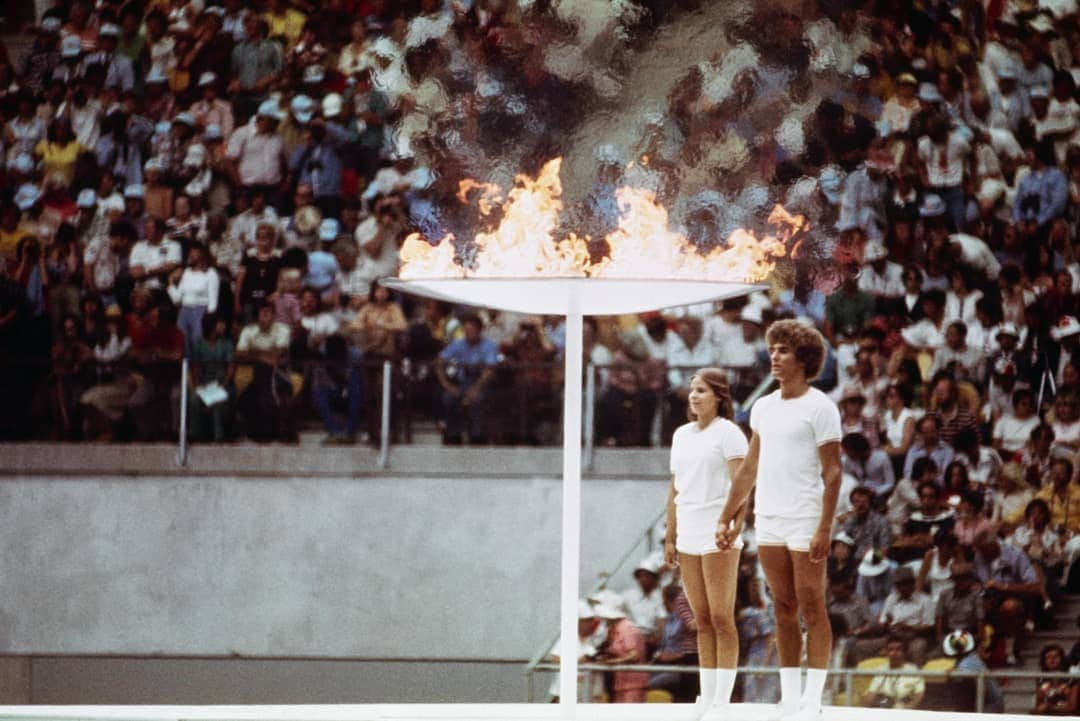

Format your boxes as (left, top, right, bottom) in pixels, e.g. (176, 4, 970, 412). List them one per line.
(399, 157, 800, 282)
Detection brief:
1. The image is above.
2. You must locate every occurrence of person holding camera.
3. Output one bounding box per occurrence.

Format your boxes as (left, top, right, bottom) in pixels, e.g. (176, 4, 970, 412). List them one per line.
(861, 636, 925, 709)
(1034, 644, 1079, 715)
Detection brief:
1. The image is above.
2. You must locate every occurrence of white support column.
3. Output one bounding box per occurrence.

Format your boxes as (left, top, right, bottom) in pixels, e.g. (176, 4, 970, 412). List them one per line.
(558, 307, 584, 717)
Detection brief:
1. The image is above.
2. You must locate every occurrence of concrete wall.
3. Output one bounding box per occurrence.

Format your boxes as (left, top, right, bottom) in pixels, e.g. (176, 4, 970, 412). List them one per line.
(0, 473, 667, 660)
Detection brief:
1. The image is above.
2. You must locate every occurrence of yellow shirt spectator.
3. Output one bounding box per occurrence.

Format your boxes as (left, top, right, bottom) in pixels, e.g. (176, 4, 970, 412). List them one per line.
(263, 8, 306, 47)
(1010, 482, 1080, 532)
(35, 139, 83, 187)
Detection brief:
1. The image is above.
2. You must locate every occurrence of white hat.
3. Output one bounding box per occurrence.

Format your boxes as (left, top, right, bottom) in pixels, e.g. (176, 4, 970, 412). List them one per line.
(995, 322, 1020, 339)
(123, 183, 145, 199)
(290, 94, 315, 124)
(1030, 85, 1051, 99)
(8, 153, 34, 174)
(740, 304, 763, 325)
(858, 549, 893, 577)
(60, 34, 83, 58)
(942, 629, 975, 657)
(98, 23, 120, 37)
(203, 124, 223, 141)
(197, 71, 217, 87)
(154, 120, 172, 136)
(322, 93, 343, 119)
(833, 531, 855, 547)
(303, 64, 326, 85)
(145, 66, 168, 84)
(14, 184, 41, 211)
(1029, 13, 1056, 33)
(997, 64, 1019, 80)
(864, 241, 888, 262)
(1051, 316, 1080, 340)
(577, 600, 597, 620)
(39, 17, 62, 33)
(76, 188, 97, 208)
(174, 112, 196, 127)
(977, 178, 1007, 205)
(918, 82, 942, 103)
(634, 556, 661, 575)
(256, 99, 284, 120)
(143, 157, 164, 173)
(851, 62, 870, 79)
(318, 218, 340, 242)
(592, 601, 626, 620)
(919, 194, 946, 218)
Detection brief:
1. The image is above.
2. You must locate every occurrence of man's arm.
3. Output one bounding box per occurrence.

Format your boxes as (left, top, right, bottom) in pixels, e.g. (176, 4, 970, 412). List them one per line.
(810, 440, 843, 562)
(717, 432, 759, 549)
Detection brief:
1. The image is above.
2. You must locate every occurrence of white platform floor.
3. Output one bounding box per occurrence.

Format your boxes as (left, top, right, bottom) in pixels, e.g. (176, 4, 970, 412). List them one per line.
(0, 705, 1034, 721)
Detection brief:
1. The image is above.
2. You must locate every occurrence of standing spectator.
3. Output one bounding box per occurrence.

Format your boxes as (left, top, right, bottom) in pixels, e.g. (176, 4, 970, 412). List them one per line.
(664, 315, 716, 441)
(129, 217, 181, 290)
(190, 73, 235, 139)
(1014, 139, 1069, 234)
(225, 101, 287, 198)
(881, 383, 918, 475)
(235, 300, 291, 441)
(167, 241, 219, 357)
(187, 313, 234, 443)
(310, 334, 362, 444)
(941, 629, 1005, 713)
(234, 222, 280, 322)
(917, 114, 971, 231)
(228, 16, 282, 123)
(436, 312, 498, 445)
(840, 485, 893, 564)
(875, 566, 936, 665)
(351, 281, 406, 443)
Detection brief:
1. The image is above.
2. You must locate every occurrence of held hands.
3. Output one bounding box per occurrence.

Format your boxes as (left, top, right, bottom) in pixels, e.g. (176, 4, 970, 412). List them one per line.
(808, 528, 830, 563)
(715, 515, 741, 551)
(663, 537, 678, 568)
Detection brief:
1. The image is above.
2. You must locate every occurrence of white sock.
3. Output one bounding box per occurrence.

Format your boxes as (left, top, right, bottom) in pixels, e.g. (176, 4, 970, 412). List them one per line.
(779, 667, 801, 715)
(800, 668, 828, 713)
(713, 668, 737, 709)
(698, 667, 717, 706)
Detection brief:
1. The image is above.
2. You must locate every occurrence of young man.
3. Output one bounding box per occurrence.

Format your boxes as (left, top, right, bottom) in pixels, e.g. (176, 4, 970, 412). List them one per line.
(718, 319, 842, 720)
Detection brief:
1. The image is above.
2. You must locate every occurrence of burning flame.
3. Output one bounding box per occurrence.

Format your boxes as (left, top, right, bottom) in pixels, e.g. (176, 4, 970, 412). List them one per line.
(399, 157, 802, 283)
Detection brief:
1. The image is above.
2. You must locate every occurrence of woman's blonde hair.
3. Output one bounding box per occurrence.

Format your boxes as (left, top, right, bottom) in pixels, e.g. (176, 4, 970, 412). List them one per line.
(688, 367, 735, 421)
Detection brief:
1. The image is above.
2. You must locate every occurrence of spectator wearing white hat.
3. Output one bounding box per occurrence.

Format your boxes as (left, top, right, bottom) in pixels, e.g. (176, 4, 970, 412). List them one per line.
(289, 108, 355, 220)
(991, 63, 1031, 134)
(81, 22, 135, 94)
(1018, 42, 1054, 100)
(858, 240, 904, 300)
(19, 17, 63, 95)
(594, 598, 650, 703)
(917, 114, 972, 230)
(621, 556, 666, 647)
(547, 600, 603, 703)
(189, 72, 235, 139)
(129, 216, 182, 291)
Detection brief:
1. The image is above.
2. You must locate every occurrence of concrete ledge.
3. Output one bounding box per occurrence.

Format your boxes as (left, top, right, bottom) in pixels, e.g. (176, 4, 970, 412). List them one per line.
(0, 444, 670, 479)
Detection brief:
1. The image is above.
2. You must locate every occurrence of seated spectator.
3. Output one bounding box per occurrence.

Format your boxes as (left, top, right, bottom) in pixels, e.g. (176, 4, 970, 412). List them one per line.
(993, 389, 1041, 456)
(935, 562, 983, 644)
(595, 600, 649, 703)
(941, 629, 1005, 713)
(895, 482, 956, 558)
(861, 636, 925, 709)
(351, 281, 407, 442)
(1017, 458, 1080, 537)
(1034, 644, 1079, 715)
(1019, 424, 1057, 487)
(234, 300, 292, 442)
(49, 313, 93, 440)
(841, 434, 895, 499)
(622, 558, 665, 650)
(827, 573, 875, 666)
(436, 312, 499, 445)
(1049, 391, 1080, 455)
(917, 530, 959, 605)
(992, 462, 1036, 532)
(295, 286, 339, 357)
(930, 321, 985, 382)
(549, 601, 603, 703)
(839, 390, 881, 449)
(129, 303, 184, 441)
(828, 532, 859, 581)
(972, 529, 1041, 666)
(926, 373, 979, 446)
(187, 313, 234, 443)
(648, 584, 699, 703)
(310, 334, 362, 444)
(953, 490, 993, 547)
(872, 566, 936, 666)
(840, 485, 893, 567)
(888, 458, 937, 537)
(1008, 498, 1064, 619)
(129, 217, 182, 291)
(903, 415, 954, 482)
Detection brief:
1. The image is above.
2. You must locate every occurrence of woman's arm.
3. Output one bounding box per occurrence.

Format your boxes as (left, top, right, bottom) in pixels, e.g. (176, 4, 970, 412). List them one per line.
(916, 547, 933, 593)
(664, 477, 677, 566)
(717, 432, 760, 548)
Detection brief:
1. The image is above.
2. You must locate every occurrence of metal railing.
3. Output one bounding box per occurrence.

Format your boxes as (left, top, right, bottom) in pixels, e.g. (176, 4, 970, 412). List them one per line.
(525, 661, 1078, 711)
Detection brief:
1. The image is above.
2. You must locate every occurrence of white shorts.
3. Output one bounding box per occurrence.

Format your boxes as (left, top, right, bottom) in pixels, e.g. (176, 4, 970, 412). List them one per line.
(676, 503, 743, 555)
(755, 515, 819, 552)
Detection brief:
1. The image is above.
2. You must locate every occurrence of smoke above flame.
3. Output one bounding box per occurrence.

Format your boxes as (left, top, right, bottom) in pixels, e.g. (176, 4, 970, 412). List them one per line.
(399, 158, 804, 284)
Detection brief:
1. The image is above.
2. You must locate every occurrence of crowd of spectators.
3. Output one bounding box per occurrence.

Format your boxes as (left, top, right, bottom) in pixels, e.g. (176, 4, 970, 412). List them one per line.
(3, 0, 1080, 710)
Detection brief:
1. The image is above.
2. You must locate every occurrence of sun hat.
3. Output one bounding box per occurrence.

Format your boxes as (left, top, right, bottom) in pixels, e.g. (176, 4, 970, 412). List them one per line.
(918, 82, 942, 103)
(634, 556, 661, 575)
(858, 548, 893, 577)
(295, 206, 323, 235)
(919, 194, 946, 218)
(197, 71, 217, 87)
(943, 629, 975, 656)
(1050, 316, 1080, 341)
(14, 184, 41, 211)
(318, 218, 340, 242)
(123, 183, 145, 199)
(60, 34, 83, 58)
(290, 94, 315, 124)
(322, 93, 343, 119)
(77, 188, 98, 208)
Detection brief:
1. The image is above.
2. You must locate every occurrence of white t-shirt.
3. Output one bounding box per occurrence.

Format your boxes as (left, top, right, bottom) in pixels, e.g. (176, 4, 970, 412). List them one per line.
(918, 132, 971, 188)
(670, 417, 749, 508)
(129, 239, 182, 289)
(751, 387, 842, 519)
(993, 414, 1040, 455)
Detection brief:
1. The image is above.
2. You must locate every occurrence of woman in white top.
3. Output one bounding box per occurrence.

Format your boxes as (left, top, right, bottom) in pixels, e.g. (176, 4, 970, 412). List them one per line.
(664, 368, 747, 721)
(882, 384, 918, 476)
(167, 241, 219, 358)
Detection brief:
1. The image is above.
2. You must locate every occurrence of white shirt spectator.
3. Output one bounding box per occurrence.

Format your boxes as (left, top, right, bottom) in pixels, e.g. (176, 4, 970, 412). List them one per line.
(858, 261, 905, 298)
(226, 122, 286, 186)
(621, 586, 665, 638)
(949, 233, 1001, 280)
(666, 333, 716, 388)
(944, 289, 984, 326)
(879, 589, 935, 627)
(237, 321, 290, 353)
(993, 414, 1041, 454)
(918, 132, 971, 188)
(228, 206, 280, 249)
(167, 268, 219, 311)
(129, 238, 182, 289)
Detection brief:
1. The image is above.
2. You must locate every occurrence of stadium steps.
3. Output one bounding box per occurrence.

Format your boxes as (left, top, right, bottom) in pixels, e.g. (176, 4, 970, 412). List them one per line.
(1000, 592, 1079, 713)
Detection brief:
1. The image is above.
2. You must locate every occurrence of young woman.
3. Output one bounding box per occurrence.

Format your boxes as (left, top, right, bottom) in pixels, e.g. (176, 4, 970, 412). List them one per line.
(664, 368, 747, 720)
(718, 320, 842, 721)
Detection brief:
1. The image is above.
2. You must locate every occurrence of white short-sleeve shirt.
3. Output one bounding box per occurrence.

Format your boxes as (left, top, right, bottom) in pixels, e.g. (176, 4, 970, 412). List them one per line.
(670, 417, 748, 508)
(751, 387, 842, 519)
